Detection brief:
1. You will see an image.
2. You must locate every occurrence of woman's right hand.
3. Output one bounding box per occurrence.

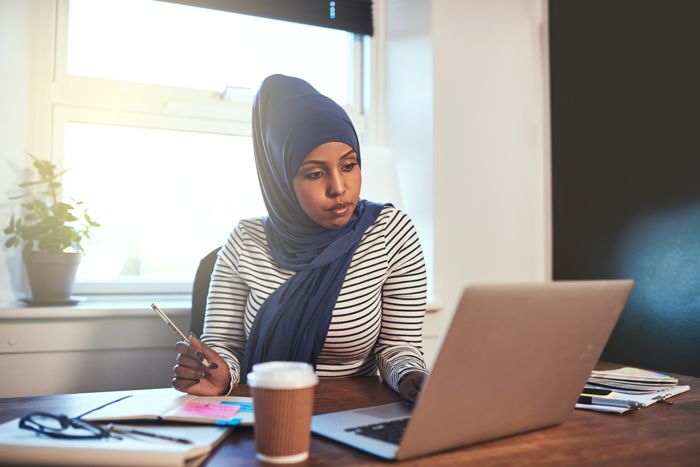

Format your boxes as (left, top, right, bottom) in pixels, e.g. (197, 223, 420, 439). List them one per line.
(172, 333, 231, 396)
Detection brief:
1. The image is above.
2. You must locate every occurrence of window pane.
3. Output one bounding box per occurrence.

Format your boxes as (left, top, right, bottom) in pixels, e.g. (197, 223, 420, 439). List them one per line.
(62, 122, 266, 282)
(67, 0, 353, 104)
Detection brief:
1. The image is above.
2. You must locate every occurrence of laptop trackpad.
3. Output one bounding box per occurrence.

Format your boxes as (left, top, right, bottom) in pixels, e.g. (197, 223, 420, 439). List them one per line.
(352, 403, 413, 420)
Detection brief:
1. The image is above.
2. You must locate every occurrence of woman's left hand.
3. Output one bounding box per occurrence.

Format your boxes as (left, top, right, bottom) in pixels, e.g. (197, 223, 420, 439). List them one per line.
(398, 371, 427, 403)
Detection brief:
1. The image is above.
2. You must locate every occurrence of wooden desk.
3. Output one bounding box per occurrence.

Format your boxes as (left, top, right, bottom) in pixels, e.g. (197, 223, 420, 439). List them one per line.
(0, 365, 698, 466)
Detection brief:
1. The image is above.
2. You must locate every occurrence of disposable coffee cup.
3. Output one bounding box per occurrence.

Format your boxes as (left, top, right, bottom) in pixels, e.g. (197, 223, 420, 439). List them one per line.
(247, 361, 319, 464)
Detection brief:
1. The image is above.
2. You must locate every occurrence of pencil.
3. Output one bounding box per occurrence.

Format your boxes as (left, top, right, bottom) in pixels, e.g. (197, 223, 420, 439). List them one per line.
(150, 303, 211, 367)
(106, 423, 193, 444)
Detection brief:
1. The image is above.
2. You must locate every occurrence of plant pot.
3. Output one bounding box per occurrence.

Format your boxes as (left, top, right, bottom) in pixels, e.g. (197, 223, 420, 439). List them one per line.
(23, 251, 81, 301)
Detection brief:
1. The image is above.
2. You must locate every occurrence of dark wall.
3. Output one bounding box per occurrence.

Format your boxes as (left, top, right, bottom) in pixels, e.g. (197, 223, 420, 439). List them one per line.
(549, 0, 700, 376)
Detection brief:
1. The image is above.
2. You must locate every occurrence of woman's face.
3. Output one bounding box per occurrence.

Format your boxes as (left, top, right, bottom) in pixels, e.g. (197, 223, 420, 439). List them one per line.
(292, 141, 362, 229)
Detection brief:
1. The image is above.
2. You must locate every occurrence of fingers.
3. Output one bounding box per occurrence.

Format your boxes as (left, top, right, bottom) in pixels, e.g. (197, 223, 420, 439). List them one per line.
(171, 335, 232, 396)
(405, 387, 418, 403)
(188, 334, 222, 369)
(176, 352, 204, 368)
(172, 376, 200, 393)
(399, 379, 416, 403)
(411, 373, 427, 390)
(173, 362, 211, 381)
(174, 341, 215, 370)
(399, 371, 428, 403)
(175, 340, 204, 361)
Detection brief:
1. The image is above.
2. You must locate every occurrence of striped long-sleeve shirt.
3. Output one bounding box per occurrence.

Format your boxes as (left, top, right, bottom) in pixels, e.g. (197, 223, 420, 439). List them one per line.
(201, 206, 429, 393)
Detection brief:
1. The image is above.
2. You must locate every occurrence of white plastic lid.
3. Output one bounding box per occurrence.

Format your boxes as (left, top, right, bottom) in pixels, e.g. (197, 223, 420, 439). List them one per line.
(246, 361, 319, 389)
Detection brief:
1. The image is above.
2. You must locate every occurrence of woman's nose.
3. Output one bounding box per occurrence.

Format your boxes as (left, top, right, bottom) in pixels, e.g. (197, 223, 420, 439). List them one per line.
(327, 171, 346, 197)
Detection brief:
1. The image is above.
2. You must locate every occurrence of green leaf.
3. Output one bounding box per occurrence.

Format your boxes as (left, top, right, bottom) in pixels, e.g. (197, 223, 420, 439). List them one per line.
(5, 155, 100, 253)
(7, 217, 15, 231)
(55, 202, 73, 210)
(18, 180, 43, 188)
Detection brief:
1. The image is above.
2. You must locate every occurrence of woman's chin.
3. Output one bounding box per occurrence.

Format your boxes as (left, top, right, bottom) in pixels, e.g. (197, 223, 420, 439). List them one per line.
(322, 219, 350, 229)
(319, 211, 354, 229)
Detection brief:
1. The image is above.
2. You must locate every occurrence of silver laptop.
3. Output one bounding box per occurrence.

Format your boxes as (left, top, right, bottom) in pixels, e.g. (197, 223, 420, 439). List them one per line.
(311, 280, 634, 460)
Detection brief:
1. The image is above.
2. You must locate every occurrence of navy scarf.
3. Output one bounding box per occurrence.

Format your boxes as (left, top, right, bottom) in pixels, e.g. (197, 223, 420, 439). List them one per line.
(240, 75, 384, 381)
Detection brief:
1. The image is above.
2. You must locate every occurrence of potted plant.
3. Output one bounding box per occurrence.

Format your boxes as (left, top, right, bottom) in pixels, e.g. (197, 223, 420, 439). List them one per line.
(3, 155, 100, 303)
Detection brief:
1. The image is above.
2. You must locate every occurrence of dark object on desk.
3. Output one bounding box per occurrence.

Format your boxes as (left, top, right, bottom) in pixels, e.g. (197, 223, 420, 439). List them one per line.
(20, 296, 86, 307)
(19, 412, 113, 440)
(104, 423, 192, 444)
(190, 247, 221, 337)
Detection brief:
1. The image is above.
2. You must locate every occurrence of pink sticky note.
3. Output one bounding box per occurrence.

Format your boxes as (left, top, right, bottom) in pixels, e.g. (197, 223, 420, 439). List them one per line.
(176, 402, 241, 420)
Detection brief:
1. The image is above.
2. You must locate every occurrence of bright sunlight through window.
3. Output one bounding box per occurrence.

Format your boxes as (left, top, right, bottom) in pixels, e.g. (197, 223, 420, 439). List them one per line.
(62, 123, 266, 283)
(67, 0, 354, 104)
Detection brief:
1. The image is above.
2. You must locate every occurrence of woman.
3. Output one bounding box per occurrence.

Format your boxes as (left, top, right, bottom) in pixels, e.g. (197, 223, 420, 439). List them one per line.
(172, 74, 428, 402)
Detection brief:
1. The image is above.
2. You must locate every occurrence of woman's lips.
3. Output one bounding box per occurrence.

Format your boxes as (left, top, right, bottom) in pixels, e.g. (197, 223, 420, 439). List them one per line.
(327, 202, 352, 216)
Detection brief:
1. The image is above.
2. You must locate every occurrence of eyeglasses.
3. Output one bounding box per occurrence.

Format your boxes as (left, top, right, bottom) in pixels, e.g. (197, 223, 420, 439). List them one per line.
(19, 412, 116, 440)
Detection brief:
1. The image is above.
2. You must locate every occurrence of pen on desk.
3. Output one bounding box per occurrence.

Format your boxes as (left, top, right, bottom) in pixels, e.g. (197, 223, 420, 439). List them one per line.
(577, 395, 643, 409)
(105, 423, 193, 444)
(150, 303, 210, 367)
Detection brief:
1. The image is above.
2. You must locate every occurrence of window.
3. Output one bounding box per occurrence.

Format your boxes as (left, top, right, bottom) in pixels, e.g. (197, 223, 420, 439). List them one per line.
(50, 0, 367, 293)
(66, 0, 354, 104)
(62, 123, 264, 283)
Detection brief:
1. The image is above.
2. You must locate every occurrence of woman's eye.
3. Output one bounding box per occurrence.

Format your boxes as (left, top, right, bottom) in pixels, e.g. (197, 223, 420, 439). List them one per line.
(341, 163, 357, 173)
(306, 171, 324, 180)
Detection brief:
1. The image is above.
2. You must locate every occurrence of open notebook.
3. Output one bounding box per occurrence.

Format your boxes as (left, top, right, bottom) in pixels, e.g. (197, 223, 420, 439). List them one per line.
(0, 419, 230, 467)
(0, 388, 253, 466)
(80, 388, 254, 426)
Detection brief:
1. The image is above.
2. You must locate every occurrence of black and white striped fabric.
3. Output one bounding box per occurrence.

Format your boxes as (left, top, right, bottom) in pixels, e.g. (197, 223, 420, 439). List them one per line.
(202, 206, 429, 394)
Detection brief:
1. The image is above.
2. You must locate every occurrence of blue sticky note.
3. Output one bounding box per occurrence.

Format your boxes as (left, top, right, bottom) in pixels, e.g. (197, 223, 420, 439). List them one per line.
(216, 418, 241, 426)
(222, 401, 254, 413)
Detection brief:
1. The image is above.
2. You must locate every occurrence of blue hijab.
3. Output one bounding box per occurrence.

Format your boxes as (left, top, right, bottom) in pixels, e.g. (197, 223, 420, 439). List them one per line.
(240, 74, 384, 381)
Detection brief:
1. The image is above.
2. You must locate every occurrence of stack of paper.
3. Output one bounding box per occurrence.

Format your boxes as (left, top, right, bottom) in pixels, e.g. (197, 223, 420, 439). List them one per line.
(576, 367, 690, 414)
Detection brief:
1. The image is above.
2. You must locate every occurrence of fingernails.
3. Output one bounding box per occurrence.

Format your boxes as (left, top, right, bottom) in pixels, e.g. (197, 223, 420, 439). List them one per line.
(208, 362, 219, 369)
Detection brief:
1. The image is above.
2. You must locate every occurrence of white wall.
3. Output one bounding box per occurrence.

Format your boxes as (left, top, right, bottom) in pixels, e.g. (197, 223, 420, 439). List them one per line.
(0, 0, 44, 303)
(384, 0, 551, 330)
(383, 0, 434, 293)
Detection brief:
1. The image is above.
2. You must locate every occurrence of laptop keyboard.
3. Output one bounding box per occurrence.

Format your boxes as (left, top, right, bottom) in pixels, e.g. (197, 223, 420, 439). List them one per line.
(345, 418, 409, 445)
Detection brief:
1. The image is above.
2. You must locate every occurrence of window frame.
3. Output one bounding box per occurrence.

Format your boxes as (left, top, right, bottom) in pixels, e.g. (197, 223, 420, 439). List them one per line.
(48, 0, 370, 295)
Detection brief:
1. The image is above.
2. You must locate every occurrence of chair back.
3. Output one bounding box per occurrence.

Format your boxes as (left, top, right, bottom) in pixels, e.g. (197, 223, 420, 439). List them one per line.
(190, 247, 221, 337)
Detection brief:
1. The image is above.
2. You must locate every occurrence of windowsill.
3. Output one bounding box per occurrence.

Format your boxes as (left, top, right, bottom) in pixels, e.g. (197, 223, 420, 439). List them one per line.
(0, 295, 191, 319)
(0, 296, 441, 320)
